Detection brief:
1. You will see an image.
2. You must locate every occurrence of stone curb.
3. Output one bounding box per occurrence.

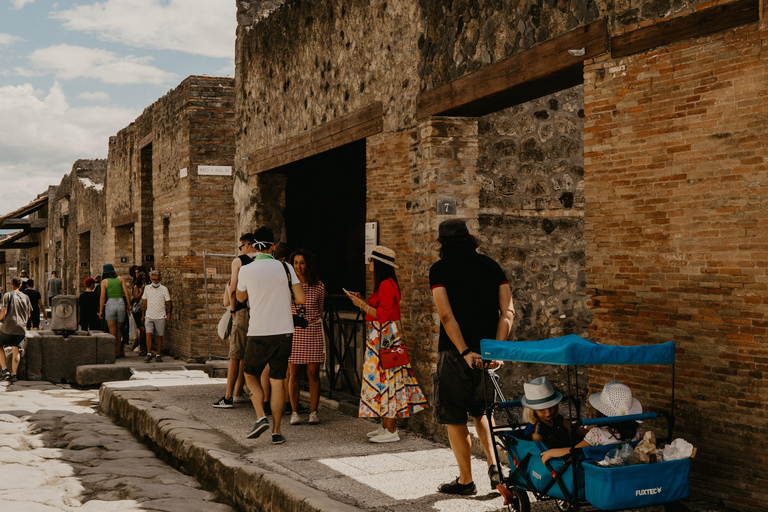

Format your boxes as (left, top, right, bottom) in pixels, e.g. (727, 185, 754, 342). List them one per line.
(99, 383, 364, 512)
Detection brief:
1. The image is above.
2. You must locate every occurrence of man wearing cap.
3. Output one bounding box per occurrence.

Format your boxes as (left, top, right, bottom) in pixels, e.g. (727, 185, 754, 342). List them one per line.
(236, 227, 306, 445)
(0, 277, 33, 383)
(430, 218, 515, 495)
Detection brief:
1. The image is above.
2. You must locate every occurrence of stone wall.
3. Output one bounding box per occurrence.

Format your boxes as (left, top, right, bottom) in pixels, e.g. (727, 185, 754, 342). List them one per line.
(582, 16, 768, 512)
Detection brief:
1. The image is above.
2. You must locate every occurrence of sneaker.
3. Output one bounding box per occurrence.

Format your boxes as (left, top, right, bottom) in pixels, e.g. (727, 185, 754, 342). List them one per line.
(212, 396, 234, 409)
(366, 425, 385, 438)
(437, 477, 477, 496)
(155, 355, 163, 362)
(369, 429, 400, 443)
(488, 463, 501, 488)
(289, 412, 302, 425)
(7, 374, 17, 384)
(1, 368, 8, 380)
(233, 394, 250, 404)
(271, 433, 286, 445)
(308, 411, 320, 425)
(144, 354, 153, 363)
(246, 417, 270, 439)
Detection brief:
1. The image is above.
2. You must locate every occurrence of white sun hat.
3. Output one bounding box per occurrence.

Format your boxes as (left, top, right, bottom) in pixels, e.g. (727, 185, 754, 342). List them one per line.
(520, 376, 563, 410)
(589, 381, 642, 417)
(369, 245, 399, 268)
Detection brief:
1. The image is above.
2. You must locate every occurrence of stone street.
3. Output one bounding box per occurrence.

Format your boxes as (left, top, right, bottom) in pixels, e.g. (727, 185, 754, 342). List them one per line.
(0, 378, 234, 512)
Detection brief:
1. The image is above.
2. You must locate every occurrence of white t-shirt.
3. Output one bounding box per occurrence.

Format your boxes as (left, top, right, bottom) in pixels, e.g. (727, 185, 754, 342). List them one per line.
(237, 256, 299, 336)
(142, 284, 171, 319)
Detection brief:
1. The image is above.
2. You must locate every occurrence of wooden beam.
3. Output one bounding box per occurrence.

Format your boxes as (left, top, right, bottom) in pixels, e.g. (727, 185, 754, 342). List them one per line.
(0, 195, 47, 226)
(611, 0, 759, 59)
(416, 19, 608, 119)
(0, 218, 48, 231)
(138, 130, 155, 149)
(1, 242, 38, 249)
(0, 230, 28, 249)
(111, 212, 138, 228)
(247, 102, 383, 175)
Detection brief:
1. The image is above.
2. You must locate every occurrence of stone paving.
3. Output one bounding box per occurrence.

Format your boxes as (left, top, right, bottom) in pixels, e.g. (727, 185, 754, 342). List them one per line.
(0, 378, 235, 512)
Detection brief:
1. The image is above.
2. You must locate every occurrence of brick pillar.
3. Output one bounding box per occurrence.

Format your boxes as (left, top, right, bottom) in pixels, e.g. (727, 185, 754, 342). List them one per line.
(409, 116, 479, 435)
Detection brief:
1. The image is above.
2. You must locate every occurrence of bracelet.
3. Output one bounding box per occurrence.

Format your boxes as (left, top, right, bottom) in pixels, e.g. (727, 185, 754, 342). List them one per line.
(460, 348, 472, 357)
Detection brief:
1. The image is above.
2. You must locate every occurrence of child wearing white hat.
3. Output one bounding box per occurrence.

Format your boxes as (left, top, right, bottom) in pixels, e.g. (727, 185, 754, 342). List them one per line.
(521, 376, 585, 449)
(541, 381, 643, 464)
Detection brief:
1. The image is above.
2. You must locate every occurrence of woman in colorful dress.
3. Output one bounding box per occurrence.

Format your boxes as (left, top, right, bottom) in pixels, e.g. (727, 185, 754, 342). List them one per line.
(288, 249, 325, 425)
(346, 245, 428, 443)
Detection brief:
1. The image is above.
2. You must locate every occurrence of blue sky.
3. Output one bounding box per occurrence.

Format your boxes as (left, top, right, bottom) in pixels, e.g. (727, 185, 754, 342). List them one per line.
(0, 0, 236, 215)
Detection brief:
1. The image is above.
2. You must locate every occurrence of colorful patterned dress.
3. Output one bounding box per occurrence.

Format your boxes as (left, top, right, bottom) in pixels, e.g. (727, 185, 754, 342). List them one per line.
(359, 278, 429, 418)
(289, 281, 326, 364)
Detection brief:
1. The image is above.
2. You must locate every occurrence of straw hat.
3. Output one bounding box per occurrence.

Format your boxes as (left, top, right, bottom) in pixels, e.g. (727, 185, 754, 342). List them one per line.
(369, 245, 398, 268)
(520, 376, 563, 410)
(589, 381, 642, 417)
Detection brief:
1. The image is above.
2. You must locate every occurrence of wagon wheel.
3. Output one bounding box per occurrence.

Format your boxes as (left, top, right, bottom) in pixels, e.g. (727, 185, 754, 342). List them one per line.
(664, 502, 690, 512)
(555, 499, 572, 511)
(504, 487, 531, 512)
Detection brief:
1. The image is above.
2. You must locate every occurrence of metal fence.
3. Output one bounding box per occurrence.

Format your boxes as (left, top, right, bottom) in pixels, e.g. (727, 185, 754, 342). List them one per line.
(202, 251, 236, 361)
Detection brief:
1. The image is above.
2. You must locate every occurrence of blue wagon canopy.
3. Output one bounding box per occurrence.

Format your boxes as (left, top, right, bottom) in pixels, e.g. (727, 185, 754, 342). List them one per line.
(481, 334, 675, 366)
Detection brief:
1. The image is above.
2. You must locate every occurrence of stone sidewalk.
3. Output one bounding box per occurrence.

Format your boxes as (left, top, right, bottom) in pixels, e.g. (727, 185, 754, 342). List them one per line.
(98, 371, 729, 512)
(0, 379, 235, 512)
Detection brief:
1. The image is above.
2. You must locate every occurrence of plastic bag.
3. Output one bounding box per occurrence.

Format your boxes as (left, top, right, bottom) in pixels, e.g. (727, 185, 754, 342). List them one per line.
(598, 443, 633, 467)
(660, 438, 695, 461)
(629, 430, 659, 464)
(128, 313, 137, 341)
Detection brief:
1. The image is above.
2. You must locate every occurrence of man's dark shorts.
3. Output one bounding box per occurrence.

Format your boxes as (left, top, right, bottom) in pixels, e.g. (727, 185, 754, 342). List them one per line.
(27, 314, 40, 329)
(243, 333, 292, 380)
(0, 332, 25, 348)
(433, 350, 494, 424)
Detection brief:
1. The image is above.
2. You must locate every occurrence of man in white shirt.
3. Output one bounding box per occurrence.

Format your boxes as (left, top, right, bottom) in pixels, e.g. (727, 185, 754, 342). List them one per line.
(236, 227, 305, 444)
(141, 270, 172, 363)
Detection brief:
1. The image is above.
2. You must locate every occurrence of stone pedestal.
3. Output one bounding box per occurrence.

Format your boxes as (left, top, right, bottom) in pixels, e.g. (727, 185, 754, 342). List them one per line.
(24, 330, 115, 384)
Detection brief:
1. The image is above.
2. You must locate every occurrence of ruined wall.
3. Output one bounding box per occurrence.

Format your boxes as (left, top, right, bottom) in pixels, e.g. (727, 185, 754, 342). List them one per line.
(583, 17, 768, 512)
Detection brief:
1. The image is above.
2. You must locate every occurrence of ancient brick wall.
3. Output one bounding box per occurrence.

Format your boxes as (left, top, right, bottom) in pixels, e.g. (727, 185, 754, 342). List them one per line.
(583, 19, 768, 512)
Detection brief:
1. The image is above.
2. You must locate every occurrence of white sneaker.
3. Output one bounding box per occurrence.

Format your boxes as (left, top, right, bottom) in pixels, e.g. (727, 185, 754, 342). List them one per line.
(289, 412, 302, 425)
(308, 411, 320, 425)
(370, 429, 400, 443)
(366, 425, 385, 438)
(233, 394, 250, 404)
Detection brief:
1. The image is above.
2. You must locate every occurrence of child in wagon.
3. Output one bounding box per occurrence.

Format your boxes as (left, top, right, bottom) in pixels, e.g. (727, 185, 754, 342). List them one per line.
(539, 380, 643, 464)
(522, 376, 586, 450)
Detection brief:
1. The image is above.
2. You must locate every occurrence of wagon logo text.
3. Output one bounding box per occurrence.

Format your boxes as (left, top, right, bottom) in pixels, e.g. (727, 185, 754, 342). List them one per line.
(635, 487, 662, 496)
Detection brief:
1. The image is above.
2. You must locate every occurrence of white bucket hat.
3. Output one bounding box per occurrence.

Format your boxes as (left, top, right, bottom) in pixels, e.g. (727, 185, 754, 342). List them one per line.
(369, 245, 398, 268)
(520, 376, 563, 410)
(589, 381, 642, 417)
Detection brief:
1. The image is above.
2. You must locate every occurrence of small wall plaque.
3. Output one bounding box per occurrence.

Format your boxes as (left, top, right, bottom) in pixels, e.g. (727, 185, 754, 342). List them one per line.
(198, 165, 232, 176)
(436, 199, 457, 215)
(179, 167, 188, 178)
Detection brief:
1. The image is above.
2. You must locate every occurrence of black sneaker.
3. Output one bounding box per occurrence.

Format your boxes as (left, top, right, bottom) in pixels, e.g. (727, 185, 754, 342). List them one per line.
(7, 374, 17, 384)
(488, 464, 501, 488)
(144, 354, 153, 363)
(437, 477, 477, 496)
(212, 396, 234, 409)
(246, 417, 269, 439)
(155, 355, 163, 363)
(271, 433, 286, 445)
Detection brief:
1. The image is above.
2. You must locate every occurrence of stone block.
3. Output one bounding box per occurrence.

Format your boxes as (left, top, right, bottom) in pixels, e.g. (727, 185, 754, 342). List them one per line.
(43, 335, 96, 384)
(23, 332, 43, 381)
(92, 333, 116, 364)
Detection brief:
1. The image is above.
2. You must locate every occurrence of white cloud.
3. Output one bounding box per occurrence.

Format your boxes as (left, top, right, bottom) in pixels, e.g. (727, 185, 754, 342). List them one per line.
(0, 33, 22, 47)
(52, 0, 236, 59)
(28, 44, 177, 85)
(78, 91, 110, 102)
(10, 0, 34, 9)
(0, 82, 139, 213)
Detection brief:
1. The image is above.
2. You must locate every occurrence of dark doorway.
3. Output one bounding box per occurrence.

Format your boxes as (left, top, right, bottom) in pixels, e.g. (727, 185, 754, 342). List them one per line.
(282, 140, 367, 295)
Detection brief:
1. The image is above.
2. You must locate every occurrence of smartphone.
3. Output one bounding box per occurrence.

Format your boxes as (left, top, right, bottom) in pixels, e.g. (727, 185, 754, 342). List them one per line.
(342, 288, 352, 295)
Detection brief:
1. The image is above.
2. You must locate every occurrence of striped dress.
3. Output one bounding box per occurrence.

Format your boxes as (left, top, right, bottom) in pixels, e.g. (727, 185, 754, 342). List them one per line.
(289, 281, 326, 364)
(358, 278, 429, 419)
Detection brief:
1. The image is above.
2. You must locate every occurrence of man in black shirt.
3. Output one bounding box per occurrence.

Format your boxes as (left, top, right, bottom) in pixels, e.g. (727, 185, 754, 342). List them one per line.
(429, 219, 515, 496)
(22, 279, 47, 330)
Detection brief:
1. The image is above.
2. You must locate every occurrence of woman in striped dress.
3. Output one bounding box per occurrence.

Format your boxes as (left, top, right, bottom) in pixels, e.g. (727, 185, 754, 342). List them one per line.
(346, 245, 428, 443)
(288, 249, 325, 425)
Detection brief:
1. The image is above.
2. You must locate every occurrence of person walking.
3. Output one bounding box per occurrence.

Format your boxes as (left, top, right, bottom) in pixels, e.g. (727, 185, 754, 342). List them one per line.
(46, 270, 62, 306)
(78, 277, 100, 331)
(346, 245, 428, 443)
(236, 227, 305, 445)
(132, 272, 148, 355)
(141, 270, 172, 363)
(98, 264, 132, 358)
(0, 277, 32, 383)
(287, 249, 325, 425)
(429, 219, 515, 495)
(22, 279, 47, 330)
(213, 233, 257, 409)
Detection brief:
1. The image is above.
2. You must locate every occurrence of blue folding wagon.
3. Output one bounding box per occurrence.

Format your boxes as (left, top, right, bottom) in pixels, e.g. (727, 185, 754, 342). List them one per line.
(480, 335, 691, 512)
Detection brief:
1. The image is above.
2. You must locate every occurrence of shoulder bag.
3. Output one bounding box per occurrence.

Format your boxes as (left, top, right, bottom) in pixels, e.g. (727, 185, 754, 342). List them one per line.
(217, 308, 233, 340)
(378, 321, 409, 370)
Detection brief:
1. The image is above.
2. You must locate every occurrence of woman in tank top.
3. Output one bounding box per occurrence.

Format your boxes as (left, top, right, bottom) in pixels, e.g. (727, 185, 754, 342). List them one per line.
(98, 263, 132, 358)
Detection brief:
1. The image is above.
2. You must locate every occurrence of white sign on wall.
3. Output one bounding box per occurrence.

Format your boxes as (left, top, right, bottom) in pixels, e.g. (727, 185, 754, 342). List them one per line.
(179, 167, 188, 178)
(198, 165, 232, 176)
(365, 222, 378, 264)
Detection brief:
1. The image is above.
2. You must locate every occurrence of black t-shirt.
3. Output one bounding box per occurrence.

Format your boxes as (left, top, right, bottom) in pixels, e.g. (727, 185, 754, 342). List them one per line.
(79, 290, 101, 327)
(22, 288, 41, 314)
(429, 251, 508, 353)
